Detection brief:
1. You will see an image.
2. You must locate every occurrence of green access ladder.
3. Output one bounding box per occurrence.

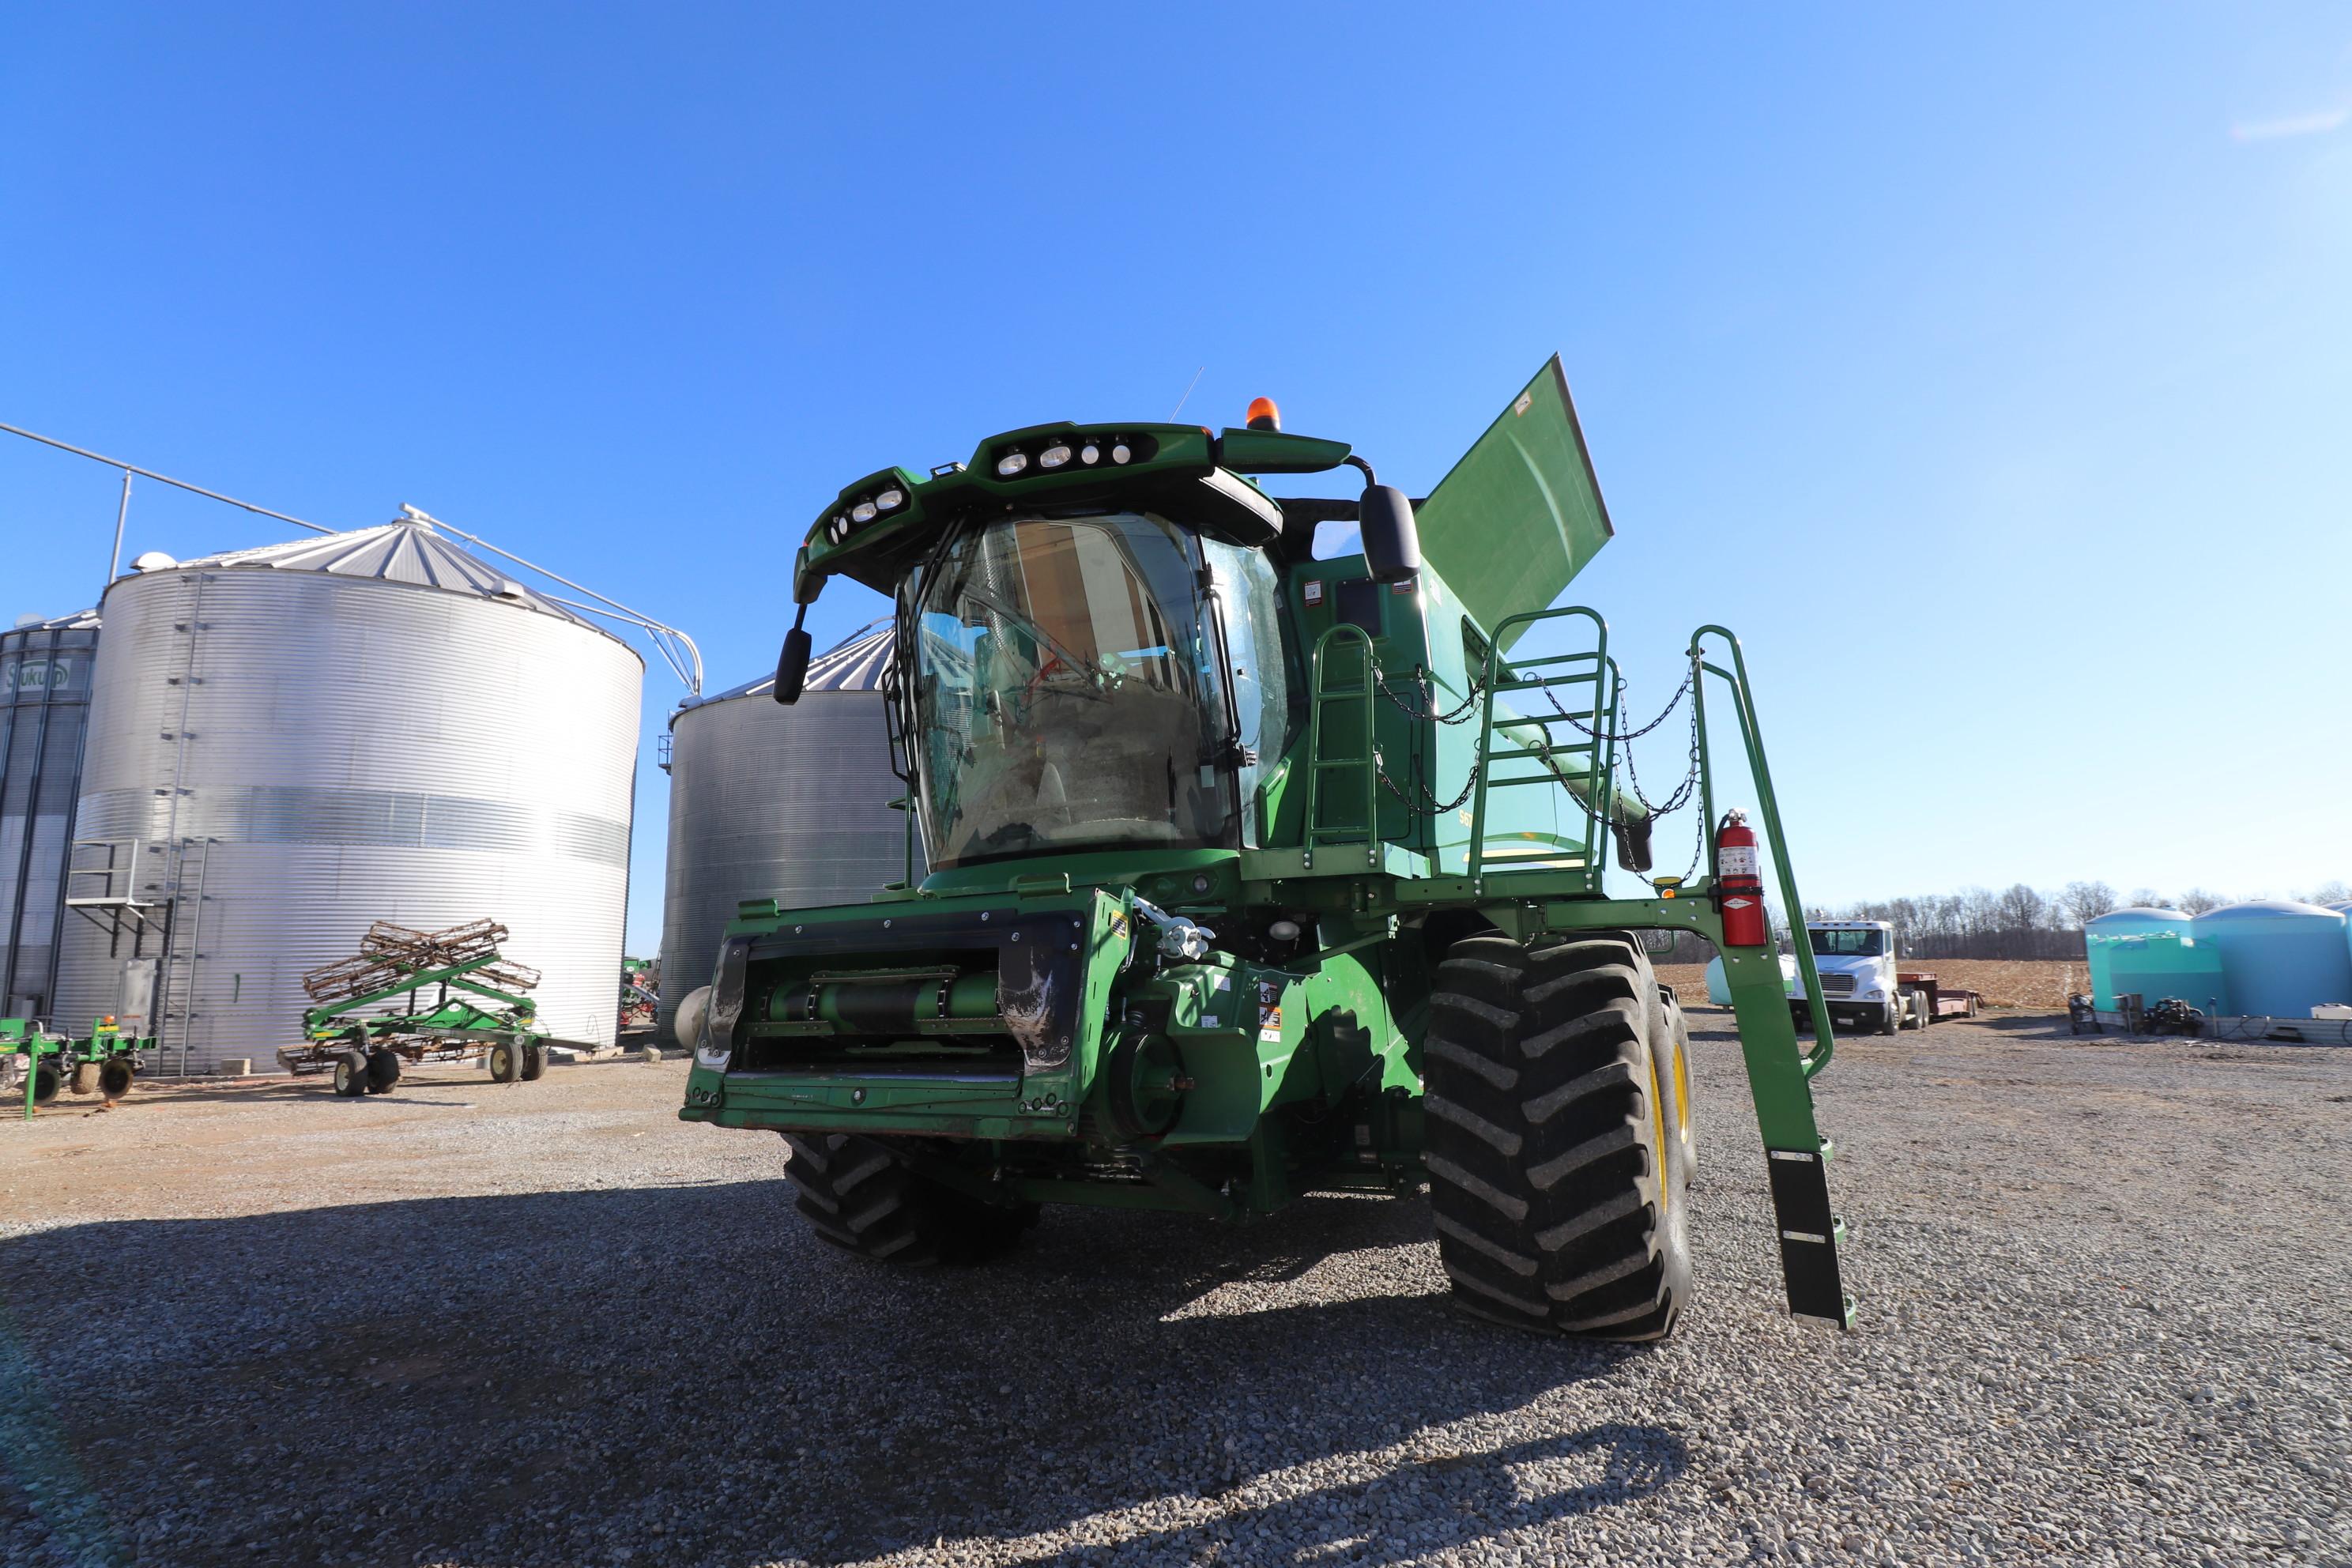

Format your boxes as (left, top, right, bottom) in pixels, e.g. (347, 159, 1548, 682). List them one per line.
(1296, 610, 1855, 1327)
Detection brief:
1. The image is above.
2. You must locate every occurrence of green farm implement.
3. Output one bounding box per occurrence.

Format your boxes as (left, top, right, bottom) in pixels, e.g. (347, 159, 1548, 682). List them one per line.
(4, 1016, 153, 1118)
(677, 360, 1853, 1339)
(289, 919, 548, 1097)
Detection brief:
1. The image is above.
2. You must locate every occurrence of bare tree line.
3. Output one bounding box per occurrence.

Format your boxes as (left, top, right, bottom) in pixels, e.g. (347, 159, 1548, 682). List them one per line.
(1650, 878, 2352, 965)
(1808, 878, 2352, 961)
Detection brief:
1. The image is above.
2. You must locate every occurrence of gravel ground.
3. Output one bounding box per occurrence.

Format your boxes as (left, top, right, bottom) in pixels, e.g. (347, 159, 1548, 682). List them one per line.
(3, 1016, 2348, 1568)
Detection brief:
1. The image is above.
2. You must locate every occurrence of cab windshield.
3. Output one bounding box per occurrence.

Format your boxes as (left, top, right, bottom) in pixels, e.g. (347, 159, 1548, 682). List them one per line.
(1808, 928, 1886, 957)
(907, 511, 1234, 867)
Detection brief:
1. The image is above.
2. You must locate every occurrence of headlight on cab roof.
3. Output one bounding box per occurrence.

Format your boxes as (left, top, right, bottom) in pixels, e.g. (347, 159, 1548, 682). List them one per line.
(812, 468, 922, 554)
(988, 431, 1157, 480)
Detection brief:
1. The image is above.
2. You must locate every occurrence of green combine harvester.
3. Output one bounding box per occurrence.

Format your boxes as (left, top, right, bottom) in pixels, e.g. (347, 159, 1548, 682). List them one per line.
(677, 359, 1851, 1339)
(3, 1016, 152, 1118)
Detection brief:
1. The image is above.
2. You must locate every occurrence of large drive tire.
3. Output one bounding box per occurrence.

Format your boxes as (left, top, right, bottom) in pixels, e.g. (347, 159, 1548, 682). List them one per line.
(1652, 986, 1697, 1181)
(1423, 933, 1692, 1341)
(782, 1132, 1038, 1266)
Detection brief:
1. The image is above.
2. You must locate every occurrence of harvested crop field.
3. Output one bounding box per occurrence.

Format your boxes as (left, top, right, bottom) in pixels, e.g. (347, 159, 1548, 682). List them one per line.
(1657, 958, 2086, 1009)
(5, 1017, 2350, 1567)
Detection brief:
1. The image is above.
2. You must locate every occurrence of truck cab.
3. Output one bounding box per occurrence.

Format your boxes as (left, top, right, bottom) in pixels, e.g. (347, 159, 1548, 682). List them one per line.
(1705, 919, 1918, 1033)
(1797, 920, 1908, 1034)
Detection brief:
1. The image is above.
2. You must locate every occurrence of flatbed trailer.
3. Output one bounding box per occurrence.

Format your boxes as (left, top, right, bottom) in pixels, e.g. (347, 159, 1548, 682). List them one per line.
(1895, 971, 1981, 1024)
(287, 919, 548, 1096)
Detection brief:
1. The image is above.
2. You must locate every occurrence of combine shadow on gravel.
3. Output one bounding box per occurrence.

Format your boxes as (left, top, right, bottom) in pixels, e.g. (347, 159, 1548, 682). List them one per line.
(1005, 1423, 1684, 1567)
(2, 1178, 1681, 1568)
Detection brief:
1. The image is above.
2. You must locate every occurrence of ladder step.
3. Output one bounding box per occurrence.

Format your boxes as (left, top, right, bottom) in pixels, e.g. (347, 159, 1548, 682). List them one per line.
(1493, 711, 1598, 729)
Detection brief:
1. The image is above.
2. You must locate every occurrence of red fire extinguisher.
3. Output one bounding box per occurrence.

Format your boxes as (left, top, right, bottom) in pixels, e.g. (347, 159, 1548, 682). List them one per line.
(1716, 809, 1769, 948)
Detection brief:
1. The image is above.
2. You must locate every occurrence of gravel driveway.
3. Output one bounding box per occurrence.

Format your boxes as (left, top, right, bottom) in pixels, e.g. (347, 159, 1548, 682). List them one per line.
(3, 1013, 2347, 1567)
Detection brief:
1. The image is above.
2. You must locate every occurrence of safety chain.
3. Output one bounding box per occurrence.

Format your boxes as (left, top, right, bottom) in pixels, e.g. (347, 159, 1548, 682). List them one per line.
(1373, 665, 1484, 725)
(1544, 659, 1694, 744)
(1372, 744, 1481, 816)
(1537, 656, 1704, 820)
(1619, 688, 1704, 818)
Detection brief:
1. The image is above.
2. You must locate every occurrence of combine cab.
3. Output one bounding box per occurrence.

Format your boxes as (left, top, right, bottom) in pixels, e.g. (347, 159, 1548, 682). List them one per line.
(677, 361, 1856, 1338)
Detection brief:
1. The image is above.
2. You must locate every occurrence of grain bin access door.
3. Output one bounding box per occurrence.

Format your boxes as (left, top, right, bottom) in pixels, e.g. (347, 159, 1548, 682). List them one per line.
(1413, 356, 1615, 652)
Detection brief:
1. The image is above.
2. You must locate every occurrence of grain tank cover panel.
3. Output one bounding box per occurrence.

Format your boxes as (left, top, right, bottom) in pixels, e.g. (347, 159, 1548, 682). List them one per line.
(1412, 356, 1614, 650)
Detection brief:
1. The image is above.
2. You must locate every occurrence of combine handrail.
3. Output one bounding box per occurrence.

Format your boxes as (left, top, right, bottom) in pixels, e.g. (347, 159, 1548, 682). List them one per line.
(1689, 625, 1835, 1078)
(1469, 605, 1616, 888)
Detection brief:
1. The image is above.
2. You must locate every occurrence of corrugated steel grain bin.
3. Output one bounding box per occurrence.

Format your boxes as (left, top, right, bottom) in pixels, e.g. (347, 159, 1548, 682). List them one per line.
(54, 522, 641, 1073)
(656, 625, 916, 1043)
(1, 609, 100, 1021)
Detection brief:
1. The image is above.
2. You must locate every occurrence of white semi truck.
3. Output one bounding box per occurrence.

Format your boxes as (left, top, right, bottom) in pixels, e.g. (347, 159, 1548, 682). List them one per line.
(1706, 919, 1980, 1035)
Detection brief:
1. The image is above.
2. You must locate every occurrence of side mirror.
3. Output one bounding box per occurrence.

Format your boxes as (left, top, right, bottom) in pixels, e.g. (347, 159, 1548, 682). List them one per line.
(1359, 483, 1421, 584)
(772, 627, 812, 706)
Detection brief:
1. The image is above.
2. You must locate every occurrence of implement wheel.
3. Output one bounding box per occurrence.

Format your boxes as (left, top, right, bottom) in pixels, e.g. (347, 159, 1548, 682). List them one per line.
(488, 1038, 522, 1084)
(98, 1058, 135, 1099)
(32, 1062, 63, 1106)
(782, 1132, 1038, 1266)
(70, 1062, 100, 1096)
(332, 1050, 370, 1098)
(518, 1041, 545, 1082)
(365, 1047, 402, 1094)
(1424, 932, 1692, 1342)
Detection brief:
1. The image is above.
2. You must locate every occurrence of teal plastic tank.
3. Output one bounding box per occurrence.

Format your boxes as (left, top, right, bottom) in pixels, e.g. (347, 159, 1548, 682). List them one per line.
(2083, 908, 2192, 1008)
(2098, 932, 2230, 1015)
(2189, 901, 2352, 1020)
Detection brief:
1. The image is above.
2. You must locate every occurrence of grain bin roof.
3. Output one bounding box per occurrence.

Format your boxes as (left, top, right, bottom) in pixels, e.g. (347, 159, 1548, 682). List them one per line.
(8, 608, 100, 633)
(679, 623, 892, 712)
(159, 519, 620, 639)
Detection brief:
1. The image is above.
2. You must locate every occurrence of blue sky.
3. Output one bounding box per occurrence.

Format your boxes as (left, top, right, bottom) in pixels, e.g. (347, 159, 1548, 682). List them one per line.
(5, 5, 2347, 953)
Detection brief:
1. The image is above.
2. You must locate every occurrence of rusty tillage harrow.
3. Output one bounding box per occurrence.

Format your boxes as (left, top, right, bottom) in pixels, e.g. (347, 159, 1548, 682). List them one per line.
(285, 919, 548, 1097)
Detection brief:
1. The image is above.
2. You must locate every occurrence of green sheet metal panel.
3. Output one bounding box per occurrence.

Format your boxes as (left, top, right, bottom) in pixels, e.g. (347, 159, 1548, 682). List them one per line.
(1412, 356, 1615, 650)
